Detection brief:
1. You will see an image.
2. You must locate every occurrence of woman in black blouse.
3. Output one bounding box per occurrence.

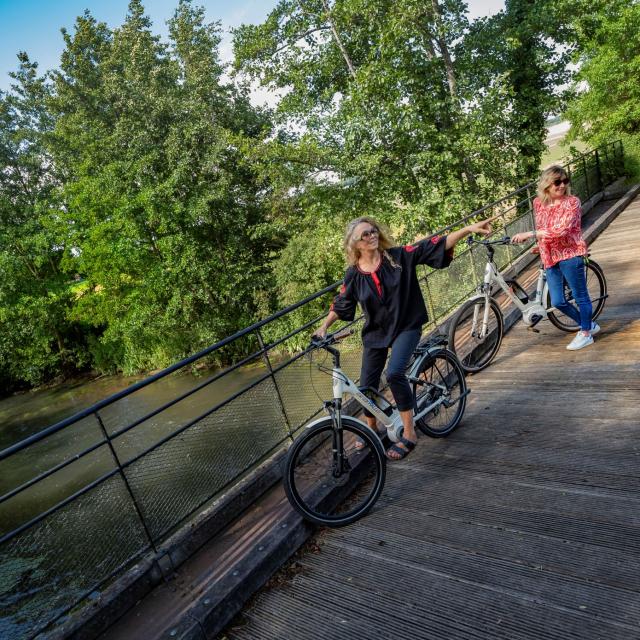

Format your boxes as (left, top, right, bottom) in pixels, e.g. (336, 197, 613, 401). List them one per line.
(314, 216, 492, 460)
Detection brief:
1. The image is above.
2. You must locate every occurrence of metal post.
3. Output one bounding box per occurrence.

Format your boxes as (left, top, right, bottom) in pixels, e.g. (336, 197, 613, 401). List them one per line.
(594, 149, 602, 193)
(501, 209, 515, 265)
(602, 145, 611, 185)
(422, 271, 440, 332)
(94, 411, 158, 552)
(582, 155, 590, 200)
(617, 140, 624, 175)
(516, 186, 535, 265)
(255, 328, 294, 440)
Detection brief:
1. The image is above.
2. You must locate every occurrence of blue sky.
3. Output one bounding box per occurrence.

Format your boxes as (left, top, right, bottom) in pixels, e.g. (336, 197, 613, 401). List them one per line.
(0, 0, 504, 92)
(0, 0, 277, 90)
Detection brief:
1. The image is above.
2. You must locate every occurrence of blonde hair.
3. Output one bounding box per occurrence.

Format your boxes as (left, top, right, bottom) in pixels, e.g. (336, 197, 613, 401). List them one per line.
(537, 165, 572, 205)
(343, 216, 397, 267)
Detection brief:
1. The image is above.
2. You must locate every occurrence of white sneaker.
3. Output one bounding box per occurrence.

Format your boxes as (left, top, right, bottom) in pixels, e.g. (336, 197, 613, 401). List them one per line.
(590, 322, 601, 335)
(567, 332, 594, 350)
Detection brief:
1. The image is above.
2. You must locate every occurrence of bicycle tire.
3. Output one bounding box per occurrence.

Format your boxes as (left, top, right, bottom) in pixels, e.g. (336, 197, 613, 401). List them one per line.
(448, 297, 504, 373)
(545, 259, 607, 332)
(412, 349, 467, 438)
(284, 417, 386, 527)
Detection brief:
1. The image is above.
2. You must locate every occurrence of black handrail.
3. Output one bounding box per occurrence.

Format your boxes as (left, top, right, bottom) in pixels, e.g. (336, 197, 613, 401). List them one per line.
(0, 284, 339, 461)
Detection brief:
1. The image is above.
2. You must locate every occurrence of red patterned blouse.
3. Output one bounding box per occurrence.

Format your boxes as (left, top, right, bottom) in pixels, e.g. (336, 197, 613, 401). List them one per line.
(534, 195, 588, 269)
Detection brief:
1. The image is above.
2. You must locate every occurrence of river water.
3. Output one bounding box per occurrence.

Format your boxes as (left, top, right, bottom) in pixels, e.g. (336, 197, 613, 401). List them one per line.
(0, 375, 145, 451)
(0, 363, 272, 530)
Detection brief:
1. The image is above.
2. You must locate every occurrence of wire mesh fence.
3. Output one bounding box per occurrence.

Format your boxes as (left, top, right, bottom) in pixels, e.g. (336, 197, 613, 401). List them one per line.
(0, 141, 625, 640)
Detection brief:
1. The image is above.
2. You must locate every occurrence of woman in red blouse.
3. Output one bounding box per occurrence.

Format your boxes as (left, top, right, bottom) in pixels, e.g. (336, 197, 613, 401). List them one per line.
(512, 165, 598, 350)
(313, 215, 492, 460)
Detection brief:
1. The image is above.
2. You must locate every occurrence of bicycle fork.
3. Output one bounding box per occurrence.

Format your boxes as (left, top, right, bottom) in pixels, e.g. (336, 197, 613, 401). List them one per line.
(325, 401, 350, 477)
(469, 290, 493, 340)
(471, 263, 496, 340)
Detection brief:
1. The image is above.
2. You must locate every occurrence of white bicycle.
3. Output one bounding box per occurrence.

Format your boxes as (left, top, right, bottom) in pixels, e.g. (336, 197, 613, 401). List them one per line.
(448, 236, 607, 373)
(283, 331, 468, 527)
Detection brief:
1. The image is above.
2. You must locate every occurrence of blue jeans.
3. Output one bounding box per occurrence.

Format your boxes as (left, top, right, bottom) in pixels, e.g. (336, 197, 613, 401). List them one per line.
(360, 329, 421, 415)
(546, 255, 593, 331)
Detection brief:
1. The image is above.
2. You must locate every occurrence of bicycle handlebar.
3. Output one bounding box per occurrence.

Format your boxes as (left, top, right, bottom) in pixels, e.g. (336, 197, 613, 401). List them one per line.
(466, 235, 511, 247)
(309, 328, 355, 350)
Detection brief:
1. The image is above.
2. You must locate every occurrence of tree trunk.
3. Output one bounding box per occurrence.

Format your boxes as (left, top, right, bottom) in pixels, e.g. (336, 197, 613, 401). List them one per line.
(319, 0, 357, 79)
(430, 0, 457, 100)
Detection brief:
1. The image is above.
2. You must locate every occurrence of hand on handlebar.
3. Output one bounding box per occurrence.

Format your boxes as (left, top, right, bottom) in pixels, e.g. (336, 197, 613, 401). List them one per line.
(310, 327, 354, 348)
(312, 326, 327, 341)
(511, 232, 534, 245)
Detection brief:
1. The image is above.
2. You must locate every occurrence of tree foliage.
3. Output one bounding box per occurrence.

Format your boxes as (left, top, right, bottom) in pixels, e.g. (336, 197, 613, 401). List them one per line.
(563, 0, 640, 176)
(232, 0, 569, 303)
(48, 1, 278, 373)
(1, 0, 624, 393)
(1, 0, 277, 389)
(0, 55, 81, 390)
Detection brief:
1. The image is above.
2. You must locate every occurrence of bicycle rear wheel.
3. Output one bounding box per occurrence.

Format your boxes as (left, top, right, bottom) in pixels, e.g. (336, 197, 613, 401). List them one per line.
(284, 417, 386, 527)
(546, 259, 607, 332)
(412, 349, 467, 438)
(448, 297, 504, 373)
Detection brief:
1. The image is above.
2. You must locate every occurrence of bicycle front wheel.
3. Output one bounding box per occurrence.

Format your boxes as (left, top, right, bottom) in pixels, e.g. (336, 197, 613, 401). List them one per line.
(412, 349, 467, 438)
(284, 417, 386, 527)
(546, 259, 608, 332)
(448, 297, 504, 373)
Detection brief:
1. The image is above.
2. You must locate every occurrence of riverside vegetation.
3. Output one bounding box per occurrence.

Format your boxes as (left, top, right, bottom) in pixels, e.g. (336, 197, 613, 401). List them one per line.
(1, 0, 638, 395)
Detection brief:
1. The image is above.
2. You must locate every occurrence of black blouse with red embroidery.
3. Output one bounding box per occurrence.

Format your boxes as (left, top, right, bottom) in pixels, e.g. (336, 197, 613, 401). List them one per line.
(331, 235, 453, 348)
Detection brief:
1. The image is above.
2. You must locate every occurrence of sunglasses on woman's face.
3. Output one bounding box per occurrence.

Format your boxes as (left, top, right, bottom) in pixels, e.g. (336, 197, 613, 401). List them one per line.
(357, 227, 379, 241)
(552, 177, 570, 187)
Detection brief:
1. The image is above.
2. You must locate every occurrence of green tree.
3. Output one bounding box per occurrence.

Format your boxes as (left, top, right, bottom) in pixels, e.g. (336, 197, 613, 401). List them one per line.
(232, 0, 569, 304)
(0, 55, 84, 391)
(462, 0, 570, 184)
(47, 0, 277, 373)
(564, 0, 640, 177)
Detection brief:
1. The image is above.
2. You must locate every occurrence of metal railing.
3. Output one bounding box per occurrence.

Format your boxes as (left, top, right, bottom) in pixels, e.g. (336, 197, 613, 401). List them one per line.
(0, 141, 625, 640)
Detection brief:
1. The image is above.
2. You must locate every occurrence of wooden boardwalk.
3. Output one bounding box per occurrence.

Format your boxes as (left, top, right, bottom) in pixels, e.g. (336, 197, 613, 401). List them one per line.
(221, 196, 640, 640)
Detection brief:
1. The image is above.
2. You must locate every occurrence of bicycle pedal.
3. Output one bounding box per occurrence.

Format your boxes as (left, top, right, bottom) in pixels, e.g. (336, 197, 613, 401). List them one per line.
(527, 314, 543, 332)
